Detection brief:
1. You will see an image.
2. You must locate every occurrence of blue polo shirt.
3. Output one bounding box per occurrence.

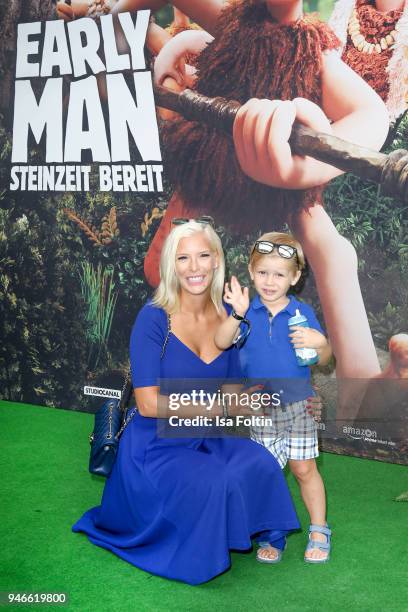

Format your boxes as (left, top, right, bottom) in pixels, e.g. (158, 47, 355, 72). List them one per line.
(239, 294, 324, 405)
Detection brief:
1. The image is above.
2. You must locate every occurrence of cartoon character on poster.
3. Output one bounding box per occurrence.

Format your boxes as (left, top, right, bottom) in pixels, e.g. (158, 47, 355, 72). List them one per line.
(131, 0, 408, 427)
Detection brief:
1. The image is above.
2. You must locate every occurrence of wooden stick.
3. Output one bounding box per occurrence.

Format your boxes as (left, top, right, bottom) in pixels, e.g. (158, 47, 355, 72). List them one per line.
(154, 85, 408, 203)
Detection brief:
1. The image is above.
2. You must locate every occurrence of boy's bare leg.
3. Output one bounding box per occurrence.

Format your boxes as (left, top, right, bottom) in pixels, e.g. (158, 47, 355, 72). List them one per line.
(288, 459, 328, 561)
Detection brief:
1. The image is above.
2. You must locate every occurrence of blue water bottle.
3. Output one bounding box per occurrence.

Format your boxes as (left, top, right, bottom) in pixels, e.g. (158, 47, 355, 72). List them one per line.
(288, 308, 319, 366)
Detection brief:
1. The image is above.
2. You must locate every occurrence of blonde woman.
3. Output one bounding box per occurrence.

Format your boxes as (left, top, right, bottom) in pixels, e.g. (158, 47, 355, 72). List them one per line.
(72, 219, 299, 584)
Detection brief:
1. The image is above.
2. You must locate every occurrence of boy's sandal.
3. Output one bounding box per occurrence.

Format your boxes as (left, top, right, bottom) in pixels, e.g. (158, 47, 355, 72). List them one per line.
(304, 524, 331, 564)
(256, 544, 284, 564)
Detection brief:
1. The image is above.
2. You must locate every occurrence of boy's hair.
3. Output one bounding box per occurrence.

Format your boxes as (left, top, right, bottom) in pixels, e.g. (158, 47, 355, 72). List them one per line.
(249, 232, 306, 272)
(152, 220, 225, 315)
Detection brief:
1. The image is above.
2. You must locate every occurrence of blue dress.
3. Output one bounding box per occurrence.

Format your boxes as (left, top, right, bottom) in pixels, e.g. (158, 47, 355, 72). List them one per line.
(72, 303, 300, 585)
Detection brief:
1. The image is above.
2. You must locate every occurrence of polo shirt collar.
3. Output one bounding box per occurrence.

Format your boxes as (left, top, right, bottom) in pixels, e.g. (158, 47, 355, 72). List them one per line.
(251, 293, 300, 315)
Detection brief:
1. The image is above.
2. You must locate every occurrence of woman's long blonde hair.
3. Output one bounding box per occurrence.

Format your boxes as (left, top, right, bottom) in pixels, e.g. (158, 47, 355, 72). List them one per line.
(152, 221, 225, 314)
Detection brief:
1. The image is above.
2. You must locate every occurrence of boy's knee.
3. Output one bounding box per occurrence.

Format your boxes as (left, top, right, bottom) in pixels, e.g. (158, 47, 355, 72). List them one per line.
(289, 458, 317, 481)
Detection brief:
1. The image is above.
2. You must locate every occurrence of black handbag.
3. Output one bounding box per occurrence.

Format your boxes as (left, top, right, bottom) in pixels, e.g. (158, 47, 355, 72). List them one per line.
(88, 373, 136, 477)
(88, 313, 172, 477)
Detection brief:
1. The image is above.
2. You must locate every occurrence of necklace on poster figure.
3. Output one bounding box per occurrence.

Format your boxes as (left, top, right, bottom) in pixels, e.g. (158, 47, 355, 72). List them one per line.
(330, 0, 408, 122)
(348, 8, 398, 52)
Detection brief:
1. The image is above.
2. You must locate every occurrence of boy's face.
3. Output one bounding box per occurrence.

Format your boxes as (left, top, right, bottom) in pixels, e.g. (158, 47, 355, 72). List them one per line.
(249, 254, 301, 307)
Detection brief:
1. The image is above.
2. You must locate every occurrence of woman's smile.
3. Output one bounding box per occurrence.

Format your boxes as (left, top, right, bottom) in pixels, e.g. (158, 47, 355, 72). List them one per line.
(186, 274, 206, 285)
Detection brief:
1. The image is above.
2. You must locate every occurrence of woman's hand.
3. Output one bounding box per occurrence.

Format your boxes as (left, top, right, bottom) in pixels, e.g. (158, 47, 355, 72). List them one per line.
(154, 29, 213, 86)
(232, 97, 333, 189)
(306, 388, 322, 422)
(224, 275, 249, 318)
(289, 326, 328, 350)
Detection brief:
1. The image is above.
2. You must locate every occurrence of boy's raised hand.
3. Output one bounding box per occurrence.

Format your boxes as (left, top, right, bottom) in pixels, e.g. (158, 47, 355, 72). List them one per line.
(224, 275, 249, 317)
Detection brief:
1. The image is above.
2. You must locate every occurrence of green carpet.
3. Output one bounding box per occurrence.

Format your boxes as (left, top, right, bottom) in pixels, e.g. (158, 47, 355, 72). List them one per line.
(1, 401, 407, 612)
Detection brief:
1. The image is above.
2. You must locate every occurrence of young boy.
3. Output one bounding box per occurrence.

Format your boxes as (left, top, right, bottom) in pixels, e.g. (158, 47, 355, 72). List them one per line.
(215, 232, 332, 563)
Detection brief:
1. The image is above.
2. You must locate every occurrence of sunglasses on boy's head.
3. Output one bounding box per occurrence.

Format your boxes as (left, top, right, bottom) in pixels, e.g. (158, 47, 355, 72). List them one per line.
(253, 240, 298, 263)
(171, 215, 215, 227)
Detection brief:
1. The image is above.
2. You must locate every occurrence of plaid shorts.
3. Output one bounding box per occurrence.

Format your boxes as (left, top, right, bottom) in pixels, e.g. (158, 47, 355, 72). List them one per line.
(250, 398, 319, 468)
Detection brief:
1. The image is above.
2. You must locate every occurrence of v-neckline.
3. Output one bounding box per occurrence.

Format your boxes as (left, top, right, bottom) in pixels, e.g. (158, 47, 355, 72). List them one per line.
(170, 333, 224, 366)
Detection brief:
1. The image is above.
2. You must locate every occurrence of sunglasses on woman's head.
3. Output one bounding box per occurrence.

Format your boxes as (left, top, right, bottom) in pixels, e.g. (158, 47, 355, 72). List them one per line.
(253, 240, 298, 262)
(171, 216, 215, 227)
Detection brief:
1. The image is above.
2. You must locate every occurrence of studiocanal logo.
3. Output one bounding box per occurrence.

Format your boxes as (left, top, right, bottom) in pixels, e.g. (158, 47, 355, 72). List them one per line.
(84, 385, 121, 399)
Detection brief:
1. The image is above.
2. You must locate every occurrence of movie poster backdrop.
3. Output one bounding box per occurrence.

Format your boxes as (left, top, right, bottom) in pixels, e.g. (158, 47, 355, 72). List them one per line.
(0, 1, 407, 465)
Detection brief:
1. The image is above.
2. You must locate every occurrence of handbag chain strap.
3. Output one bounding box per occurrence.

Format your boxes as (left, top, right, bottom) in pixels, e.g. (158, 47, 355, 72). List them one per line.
(160, 313, 171, 358)
(116, 311, 172, 440)
(115, 406, 137, 440)
(113, 369, 134, 441)
(119, 370, 131, 411)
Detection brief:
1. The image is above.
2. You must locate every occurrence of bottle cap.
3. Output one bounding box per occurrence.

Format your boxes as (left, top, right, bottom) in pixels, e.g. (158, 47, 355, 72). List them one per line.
(288, 308, 307, 326)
